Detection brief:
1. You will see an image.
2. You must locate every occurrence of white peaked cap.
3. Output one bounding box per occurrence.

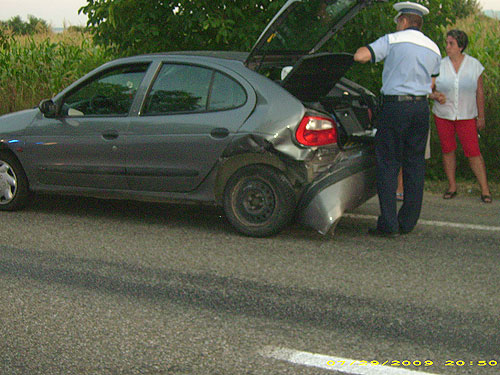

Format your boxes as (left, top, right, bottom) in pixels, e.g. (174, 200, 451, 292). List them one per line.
(393, 2, 430, 23)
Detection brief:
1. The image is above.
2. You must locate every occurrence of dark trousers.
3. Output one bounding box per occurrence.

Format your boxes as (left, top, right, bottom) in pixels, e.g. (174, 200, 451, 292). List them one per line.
(375, 100, 429, 233)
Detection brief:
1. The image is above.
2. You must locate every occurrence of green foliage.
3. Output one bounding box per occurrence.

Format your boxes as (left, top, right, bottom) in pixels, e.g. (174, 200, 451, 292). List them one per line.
(0, 33, 111, 115)
(79, 0, 480, 79)
(0, 15, 49, 35)
(80, 0, 286, 56)
(67, 25, 87, 33)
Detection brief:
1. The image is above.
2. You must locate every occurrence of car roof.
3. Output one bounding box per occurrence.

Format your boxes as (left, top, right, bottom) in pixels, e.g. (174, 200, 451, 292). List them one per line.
(132, 51, 250, 62)
(164, 51, 250, 61)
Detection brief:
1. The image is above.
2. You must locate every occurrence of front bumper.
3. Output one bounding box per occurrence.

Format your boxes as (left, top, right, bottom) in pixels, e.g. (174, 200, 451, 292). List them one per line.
(297, 148, 376, 235)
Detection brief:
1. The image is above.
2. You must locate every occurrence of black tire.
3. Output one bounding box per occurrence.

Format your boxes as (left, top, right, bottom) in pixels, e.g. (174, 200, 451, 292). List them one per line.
(0, 152, 30, 211)
(223, 165, 296, 237)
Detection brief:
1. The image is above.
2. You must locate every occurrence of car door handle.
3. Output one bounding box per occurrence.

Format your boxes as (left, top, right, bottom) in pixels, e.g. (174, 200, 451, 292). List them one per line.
(210, 128, 229, 139)
(102, 130, 119, 140)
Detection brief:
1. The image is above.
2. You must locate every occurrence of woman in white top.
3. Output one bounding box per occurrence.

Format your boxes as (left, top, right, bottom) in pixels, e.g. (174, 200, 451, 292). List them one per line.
(430, 29, 491, 203)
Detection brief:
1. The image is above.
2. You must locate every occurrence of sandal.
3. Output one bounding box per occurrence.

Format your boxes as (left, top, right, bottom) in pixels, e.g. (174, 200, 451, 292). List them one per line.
(481, 194, 492, 203)
(443, 191, 457, 199)
(396, 192, 404, 201)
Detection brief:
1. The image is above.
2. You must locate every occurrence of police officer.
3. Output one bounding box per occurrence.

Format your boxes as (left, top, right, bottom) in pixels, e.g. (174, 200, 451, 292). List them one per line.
(354, 2, 441, 237)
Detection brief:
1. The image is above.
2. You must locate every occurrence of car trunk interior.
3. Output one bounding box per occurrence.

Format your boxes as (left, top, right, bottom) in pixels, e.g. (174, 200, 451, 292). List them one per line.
(320, 78, 377, 148)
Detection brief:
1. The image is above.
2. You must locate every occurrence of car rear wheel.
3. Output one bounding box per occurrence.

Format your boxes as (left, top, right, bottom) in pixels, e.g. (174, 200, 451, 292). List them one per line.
(0, 152, 29, 211)
(223, 165, 296, 237)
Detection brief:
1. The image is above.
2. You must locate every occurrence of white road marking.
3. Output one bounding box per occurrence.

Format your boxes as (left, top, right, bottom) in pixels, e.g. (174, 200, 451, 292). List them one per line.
(261, 347, 442, 375)
(344, 213, 500, 232)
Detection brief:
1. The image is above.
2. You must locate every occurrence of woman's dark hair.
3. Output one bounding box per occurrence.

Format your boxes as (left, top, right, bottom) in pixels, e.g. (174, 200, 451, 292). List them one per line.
(447, 29, 468, 52)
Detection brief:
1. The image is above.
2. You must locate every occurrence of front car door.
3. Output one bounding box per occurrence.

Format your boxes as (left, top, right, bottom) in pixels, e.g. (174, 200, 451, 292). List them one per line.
(24, 63, 150, 191)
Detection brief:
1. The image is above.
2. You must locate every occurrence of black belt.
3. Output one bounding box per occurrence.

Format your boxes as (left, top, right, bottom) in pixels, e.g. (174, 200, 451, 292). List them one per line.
(383, 95, 427, 102)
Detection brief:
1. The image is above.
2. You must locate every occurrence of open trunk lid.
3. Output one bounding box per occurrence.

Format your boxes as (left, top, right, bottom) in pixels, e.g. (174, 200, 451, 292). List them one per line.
(246, 0, 381, 72)
(280, 52, 354, 102)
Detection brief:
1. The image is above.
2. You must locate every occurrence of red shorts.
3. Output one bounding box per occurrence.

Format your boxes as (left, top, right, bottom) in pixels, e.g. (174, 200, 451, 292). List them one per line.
(434, 115, 481, 157)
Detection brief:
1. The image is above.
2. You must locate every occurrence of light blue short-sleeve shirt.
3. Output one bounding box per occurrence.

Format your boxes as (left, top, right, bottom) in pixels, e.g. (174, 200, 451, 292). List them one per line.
(368, 28, 441, 96)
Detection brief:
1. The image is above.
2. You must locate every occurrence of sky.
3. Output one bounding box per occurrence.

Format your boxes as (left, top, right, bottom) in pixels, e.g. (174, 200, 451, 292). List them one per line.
(2, 0, 89, 28)
(479, 0, 500, 11)
(1, 0, 500, 28)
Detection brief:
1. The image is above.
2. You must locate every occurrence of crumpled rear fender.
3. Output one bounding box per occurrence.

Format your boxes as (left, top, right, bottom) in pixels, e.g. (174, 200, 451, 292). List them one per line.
(297, 148, 376, 235)
(261, 126, 315, 161)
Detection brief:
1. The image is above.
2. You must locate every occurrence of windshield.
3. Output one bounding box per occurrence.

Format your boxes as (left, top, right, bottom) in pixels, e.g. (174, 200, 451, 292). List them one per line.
(260, 0, 358, 54)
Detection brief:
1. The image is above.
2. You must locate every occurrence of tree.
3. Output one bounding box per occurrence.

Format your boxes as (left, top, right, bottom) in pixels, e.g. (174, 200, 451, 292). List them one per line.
(2, 16, 26, 35)
(80, 0, 285, 55)
(0, 15, 49, 35)
(26, 15, 50, 34)
(80, 0, 479, 63)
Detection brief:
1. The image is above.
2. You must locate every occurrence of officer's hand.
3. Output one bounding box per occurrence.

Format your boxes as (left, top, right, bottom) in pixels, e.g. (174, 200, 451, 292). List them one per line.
(430, 91, 446, 104)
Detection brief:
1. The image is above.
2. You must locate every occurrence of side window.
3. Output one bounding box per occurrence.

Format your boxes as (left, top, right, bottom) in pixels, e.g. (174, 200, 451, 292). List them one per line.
(208, 72, 247, 111)
(143, 64, 213, 115)
(62, 63, 149, 117)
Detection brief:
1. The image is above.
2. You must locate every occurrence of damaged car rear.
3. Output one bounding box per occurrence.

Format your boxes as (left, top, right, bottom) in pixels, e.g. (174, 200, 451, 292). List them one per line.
(0, 0, 381, 237)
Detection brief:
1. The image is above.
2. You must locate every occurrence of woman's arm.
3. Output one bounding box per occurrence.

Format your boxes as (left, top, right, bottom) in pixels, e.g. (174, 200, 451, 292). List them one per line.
(476, 74, 485, 131)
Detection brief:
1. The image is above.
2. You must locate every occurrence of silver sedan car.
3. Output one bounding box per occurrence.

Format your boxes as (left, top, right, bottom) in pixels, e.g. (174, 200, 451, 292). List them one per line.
(0, 0, 381, 236)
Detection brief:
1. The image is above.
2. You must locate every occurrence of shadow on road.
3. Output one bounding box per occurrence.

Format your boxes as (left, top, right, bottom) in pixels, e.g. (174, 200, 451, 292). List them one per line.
(1, 245, 498, 356)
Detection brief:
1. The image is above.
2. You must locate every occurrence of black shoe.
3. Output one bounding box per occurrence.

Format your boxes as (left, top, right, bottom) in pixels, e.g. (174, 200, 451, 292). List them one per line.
(399, 228, 412, 235)
(368, 228, 400, 238)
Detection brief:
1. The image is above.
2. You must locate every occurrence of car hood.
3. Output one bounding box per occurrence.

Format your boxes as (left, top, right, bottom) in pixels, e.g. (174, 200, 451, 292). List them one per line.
(0, 108, 39, 134)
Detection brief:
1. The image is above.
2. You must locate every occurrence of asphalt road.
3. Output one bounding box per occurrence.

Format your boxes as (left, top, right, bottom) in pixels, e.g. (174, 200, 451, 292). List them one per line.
(0, 192, 499, 375)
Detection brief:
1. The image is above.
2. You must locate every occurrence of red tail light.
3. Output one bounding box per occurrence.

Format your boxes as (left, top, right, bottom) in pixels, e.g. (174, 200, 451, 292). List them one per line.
(295, 115, 337, 146)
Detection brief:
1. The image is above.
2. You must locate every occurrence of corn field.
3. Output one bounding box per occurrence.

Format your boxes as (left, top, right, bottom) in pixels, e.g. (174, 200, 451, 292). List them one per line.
(0, 30, 110, 114)
(448, 14, 500, 99)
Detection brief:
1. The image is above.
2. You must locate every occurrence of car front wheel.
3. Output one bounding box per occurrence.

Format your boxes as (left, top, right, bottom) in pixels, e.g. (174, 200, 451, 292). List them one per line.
(223, 165, 296, 237)
(0, 152, 29, 211)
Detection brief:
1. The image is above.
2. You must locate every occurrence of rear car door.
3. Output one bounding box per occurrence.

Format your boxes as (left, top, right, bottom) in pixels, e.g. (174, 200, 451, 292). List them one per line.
(24, 63, 149, 190)
(126, 60, 256, 193)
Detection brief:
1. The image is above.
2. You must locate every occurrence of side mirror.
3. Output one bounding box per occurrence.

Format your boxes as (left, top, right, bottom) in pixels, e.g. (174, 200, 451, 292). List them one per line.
(39, 99, 57, 117)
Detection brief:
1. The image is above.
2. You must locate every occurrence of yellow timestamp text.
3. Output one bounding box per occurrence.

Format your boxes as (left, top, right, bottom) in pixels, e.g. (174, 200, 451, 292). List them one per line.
(326, 360, 498, 367)
(326, 360, 434, 367)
